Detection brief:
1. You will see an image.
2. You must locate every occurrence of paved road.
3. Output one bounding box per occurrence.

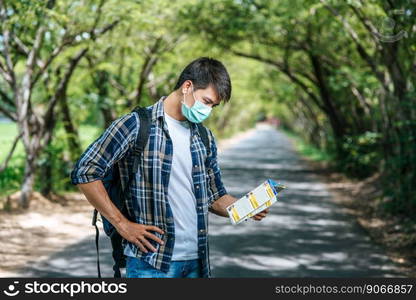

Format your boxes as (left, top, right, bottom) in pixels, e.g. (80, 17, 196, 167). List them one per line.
(16, 124, 402, 277)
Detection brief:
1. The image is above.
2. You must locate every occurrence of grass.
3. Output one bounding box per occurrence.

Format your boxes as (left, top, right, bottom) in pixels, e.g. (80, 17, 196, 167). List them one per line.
(0, 123, 101, 161)
(281, 127, 332, 162)
(0, 123, 25, 162)
(0, 123, 329, 197)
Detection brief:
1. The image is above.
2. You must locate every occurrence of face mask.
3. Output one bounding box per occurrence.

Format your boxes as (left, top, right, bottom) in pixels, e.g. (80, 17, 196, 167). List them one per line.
(181, 83, 212, 123)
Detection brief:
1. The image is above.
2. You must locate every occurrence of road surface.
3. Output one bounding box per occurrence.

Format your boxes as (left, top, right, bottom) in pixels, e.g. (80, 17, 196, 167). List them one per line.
(16, 124, 402, 277)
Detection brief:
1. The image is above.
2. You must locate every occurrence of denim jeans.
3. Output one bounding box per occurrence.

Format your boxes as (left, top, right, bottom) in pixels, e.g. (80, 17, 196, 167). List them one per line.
(126, 256, 202, 278)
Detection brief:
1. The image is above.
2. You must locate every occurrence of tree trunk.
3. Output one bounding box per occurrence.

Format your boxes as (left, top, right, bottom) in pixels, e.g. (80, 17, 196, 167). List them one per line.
(40, 149, 53, 198)
(101, 106, 117, 129)
(20, 154, 36, 208)
(93, 70, 117, 128)
(308, 53, 347, 154)
(60, 95, 82, 161)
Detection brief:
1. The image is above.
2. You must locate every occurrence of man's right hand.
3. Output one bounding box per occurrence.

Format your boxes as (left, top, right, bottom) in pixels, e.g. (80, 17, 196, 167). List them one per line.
(76, 180, 165, 253)
(115, 219, 165, 253)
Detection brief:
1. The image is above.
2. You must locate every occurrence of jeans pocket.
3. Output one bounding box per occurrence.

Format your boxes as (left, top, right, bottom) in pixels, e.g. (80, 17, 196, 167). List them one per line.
(126, 256, 167, 278)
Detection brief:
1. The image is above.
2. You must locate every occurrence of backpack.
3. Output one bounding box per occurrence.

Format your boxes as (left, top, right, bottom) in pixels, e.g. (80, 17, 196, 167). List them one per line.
(92, 105, 211, 278)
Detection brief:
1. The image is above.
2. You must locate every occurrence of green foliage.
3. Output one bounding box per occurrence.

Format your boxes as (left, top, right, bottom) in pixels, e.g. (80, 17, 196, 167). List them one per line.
(0, 155, 25, 197)
(336, 132, 381, 178)
(34, 132, 72, 193)
(0, 123, 100, 196)
(282, 128, 333, 162)
(1, 0, 415, 219)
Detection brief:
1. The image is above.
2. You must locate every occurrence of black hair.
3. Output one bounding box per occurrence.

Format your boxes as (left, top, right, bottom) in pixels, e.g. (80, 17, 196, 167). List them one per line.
(174, 57, 231, 103)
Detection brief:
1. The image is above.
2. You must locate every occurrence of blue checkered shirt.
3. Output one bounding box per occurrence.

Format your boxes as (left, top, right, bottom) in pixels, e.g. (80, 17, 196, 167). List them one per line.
(70, 96, 227, 278)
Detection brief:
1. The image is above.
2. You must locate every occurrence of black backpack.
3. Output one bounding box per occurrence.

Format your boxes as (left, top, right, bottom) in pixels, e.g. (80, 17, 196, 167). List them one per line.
(92, 105, 211, 278)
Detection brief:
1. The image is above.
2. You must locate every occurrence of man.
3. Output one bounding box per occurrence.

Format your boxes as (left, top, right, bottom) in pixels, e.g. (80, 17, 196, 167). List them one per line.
(71, 57, 269, 278)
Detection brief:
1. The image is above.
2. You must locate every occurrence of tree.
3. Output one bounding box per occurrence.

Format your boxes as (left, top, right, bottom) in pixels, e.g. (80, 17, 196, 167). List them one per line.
(0, 0, 119, 207)
(179, 0, 416, 215)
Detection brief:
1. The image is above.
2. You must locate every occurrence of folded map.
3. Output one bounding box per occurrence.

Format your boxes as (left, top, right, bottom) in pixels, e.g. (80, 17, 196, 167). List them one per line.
(226, 179, 286, 225)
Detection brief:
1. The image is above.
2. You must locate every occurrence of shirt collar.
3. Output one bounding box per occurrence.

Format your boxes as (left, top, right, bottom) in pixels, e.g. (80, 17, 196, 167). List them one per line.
(151, 96, 166, 122)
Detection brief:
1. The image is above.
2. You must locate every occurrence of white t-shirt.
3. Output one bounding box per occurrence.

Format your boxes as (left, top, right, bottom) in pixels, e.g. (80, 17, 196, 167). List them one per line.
(123, 111, 199, 260)
(163, 111, 199, 260)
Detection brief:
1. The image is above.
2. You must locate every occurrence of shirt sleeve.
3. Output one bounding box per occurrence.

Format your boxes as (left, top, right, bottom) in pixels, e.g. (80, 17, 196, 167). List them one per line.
(206, 128, 228, 208)
(70, 112, 139, 185)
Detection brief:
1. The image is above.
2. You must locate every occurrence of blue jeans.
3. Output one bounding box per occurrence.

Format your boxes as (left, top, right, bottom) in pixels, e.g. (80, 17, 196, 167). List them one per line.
(126, 256, 202, 278)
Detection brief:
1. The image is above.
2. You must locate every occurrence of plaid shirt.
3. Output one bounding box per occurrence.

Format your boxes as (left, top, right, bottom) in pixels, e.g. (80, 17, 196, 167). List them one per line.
(70, 96, 227, 278)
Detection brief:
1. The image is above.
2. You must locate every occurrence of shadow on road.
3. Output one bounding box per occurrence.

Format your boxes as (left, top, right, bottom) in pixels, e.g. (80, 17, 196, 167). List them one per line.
(15, 125, 403, 277)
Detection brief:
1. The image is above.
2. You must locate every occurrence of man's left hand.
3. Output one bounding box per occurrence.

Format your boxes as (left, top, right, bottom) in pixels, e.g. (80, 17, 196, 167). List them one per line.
(251, 208, 270, 221)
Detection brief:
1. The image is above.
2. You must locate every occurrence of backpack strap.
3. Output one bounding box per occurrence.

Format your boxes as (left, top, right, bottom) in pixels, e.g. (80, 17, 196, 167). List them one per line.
(109, 229, 124, 278)
(196, 123, 211, 159)
(92, 209, 102, 278)
(131, 106, 151, 174)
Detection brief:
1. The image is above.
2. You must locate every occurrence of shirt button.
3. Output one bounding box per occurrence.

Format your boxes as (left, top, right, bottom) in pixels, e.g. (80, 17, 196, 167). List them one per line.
(194, 164, 198, 168)
(198, 206, 202, 210)
(196, 185, 200, 189)
(199, 229, 206, 234)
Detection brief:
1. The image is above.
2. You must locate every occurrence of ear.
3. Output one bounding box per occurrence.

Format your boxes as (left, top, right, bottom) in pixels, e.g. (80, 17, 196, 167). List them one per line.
(181, 80, 192, 94)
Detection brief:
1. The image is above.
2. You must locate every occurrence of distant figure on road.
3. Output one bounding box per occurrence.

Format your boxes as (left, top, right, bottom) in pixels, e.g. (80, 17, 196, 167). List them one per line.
(255, 113, 280, 129)
(266, 116, 280, 128)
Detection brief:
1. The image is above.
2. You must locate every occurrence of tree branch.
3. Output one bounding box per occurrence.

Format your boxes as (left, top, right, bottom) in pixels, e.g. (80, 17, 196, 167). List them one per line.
(349, 3, 380, 45)
(231, 49, 327, 112)
(0, 102, 16, 121)
(89, 0, 107, 40)
(92, 19, 120, 38)
(32, 20, 120, 86)
(42, 47, 89, 140)
(0, 62, 13, 85)
(12, 35, 30, 55)
(0, 88, 14, 107)
(319, 0, 388, 91)
(18, 24, 45, 123)
(0, 0, 16, 87)
(130, 37, 163, 104)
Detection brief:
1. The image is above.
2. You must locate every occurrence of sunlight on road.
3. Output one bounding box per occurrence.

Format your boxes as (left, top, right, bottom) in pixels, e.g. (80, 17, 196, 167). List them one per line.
(10, 125, 404, 278)
(209, 125, 402, 277)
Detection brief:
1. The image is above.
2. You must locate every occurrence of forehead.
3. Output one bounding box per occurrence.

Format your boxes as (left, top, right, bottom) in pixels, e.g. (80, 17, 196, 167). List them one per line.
(194, 85, 220, 104)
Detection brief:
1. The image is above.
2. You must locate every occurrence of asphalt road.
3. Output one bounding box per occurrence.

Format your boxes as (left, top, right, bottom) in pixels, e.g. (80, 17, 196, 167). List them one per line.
(16, 124, 403, 277)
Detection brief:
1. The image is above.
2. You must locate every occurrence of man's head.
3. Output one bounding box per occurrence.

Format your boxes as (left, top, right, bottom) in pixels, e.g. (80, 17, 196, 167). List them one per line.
(174, 57, 232, 110)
